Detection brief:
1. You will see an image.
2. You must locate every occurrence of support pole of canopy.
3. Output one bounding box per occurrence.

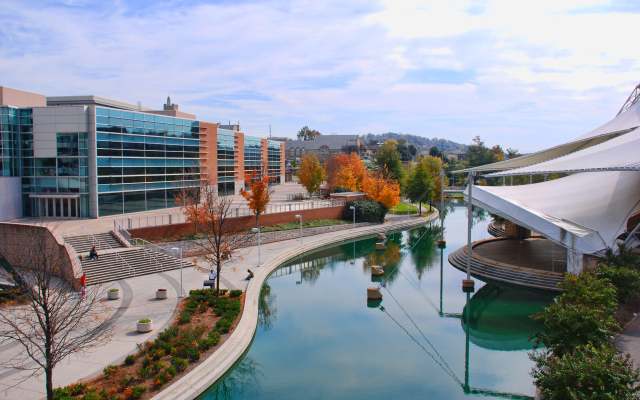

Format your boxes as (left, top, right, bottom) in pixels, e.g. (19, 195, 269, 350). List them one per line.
(463, 172, 475, 292)
(438, 170, 446, 248)
(510, 176, 513, 186)
(530, 175, 532, 184)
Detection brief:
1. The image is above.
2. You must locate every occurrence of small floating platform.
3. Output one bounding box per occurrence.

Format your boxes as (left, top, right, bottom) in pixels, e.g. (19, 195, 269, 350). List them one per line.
(462, 279, 475, 293)
(437, 240, 446, 248)
(371, 265, 384, 276)
(376, 243, 386, 251)
(377, 233, 386, 240)
(367, 287, 383, 299)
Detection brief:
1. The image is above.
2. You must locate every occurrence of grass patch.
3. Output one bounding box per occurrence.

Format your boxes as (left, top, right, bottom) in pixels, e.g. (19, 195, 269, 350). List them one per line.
(260, 219, 347, 232)
(389, 202, 434, 215)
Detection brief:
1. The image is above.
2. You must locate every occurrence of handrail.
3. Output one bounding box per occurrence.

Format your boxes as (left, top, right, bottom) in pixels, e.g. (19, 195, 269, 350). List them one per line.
(113, 220, 131, 241)
(58, 231, 85, 277)
(84, 226, 135, 278)
(136, 245, 164, 273)
(82, 226, 102, 251)
(131, 238, 176, 259)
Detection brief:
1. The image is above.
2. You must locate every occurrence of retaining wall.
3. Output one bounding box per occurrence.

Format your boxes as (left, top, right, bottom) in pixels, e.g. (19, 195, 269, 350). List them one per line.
(128, 204, 347, 240)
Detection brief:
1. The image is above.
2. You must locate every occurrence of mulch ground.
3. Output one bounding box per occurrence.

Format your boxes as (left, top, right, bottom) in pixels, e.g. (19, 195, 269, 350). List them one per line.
(74, 292, 245, 399)
(615, 295, 640, 331)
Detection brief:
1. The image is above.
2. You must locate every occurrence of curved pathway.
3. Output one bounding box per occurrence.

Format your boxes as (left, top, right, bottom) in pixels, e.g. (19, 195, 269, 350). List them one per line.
(153, 212, 439, 400)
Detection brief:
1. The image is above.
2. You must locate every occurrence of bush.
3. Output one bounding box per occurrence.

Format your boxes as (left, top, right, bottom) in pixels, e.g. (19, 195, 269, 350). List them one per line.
(171, 357, 189, 371)
(179, 309, 193, 323)
(605, 244, 640, 269)
(138, 318, 151, 324)
(167, 365, 177, 377)
(157, 326, 180, 342)
(186, 301, 199, 311)
(197, 338, 217, 352)
(215, 318, 232, 333)
(150, 361, 165, 373)
(131, 386, 146, 400)
(333, 186, 352, 193)
(142, 356, 151, 368)
(137, 368, 150, 379)
(149, 348, 165, 361)
(121, 376, 135, 388)
(102, 365, 119, 378)
(208, 331, 221, 345)
(124, 354, 135, 365)
(186, 347, 200, 362)
(532, 345, 640, 400)
(595, 263, 640, 303)
(229, 289, 242, 298)
(108, 288, 119, 293)
(558, 272, 618, 313)
(344, 199, 388, 223)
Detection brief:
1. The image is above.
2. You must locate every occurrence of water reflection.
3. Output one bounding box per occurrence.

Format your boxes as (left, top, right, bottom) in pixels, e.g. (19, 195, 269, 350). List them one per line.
(461, 283, 554, 351)
(258, 283, 277, 332)
(200, 356, 265, 400)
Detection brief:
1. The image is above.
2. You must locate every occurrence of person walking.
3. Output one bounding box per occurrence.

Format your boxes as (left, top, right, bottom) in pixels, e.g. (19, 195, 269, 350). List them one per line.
(80, 274, 86, 298)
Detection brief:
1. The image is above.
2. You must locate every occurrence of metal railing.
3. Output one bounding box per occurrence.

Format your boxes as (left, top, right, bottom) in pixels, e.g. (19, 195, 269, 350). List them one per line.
(82, 226, 103, 251)
(83, 226, 135, 278)
(117, 199, 347, 230)
(131, 238, 177, 259)
(135, 244, 164, 274)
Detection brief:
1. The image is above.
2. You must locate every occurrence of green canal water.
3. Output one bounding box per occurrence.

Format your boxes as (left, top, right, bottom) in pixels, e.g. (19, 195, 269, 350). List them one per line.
(197, 202, 556, 400)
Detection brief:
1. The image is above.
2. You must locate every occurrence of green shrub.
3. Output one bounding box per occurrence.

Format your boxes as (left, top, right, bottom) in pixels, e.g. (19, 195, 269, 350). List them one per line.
(208, 331, 221, 345)
(167, 365, 177, 377)
(53, 383, 87, 400)
(69, 383, 87, 396)
(97, 388, 120, 400)
(108, 288, 119, 293)
(81, 392, 100, 400)
(186, 347, 200, 362)
(157, 326, 180, 342)
(149, 348, 165, 361)
(138, 318, 151, 324)
(197, 338, 217, 352)
(216, 318, 232, 333)
(171, 357, 189, 371)
(186, 301, 199, 310)
(217, 289, 228, 295)
(595, 263, 640, 303)
(151, 360, 165, 373)
(198, 303, 207, 313)
(229, 289, 242, 298)
(131, 386, 147, 400)
(178, 309, 193, 323)
(102, 365, 119, 377)
(344, 199, 388, 223)
(124, 354, 135, 365)
(137, 367, 150, 379)
(121, 376, 135, 388)
(532, 344, 640, 400)
(333, 186, 352, 193)
(605, 244, 640, 269)
(558, 272, 618, 313)
(142, 356, 151, 368)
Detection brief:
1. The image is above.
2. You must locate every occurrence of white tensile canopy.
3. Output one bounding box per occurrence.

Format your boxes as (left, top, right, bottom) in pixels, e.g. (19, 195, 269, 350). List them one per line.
(486, 127, 640, 176)
(465, 171, 640, 272)
(457, 100, 640, 173)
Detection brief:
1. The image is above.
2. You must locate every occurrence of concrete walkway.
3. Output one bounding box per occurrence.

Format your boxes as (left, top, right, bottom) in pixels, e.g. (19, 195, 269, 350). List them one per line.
(0, 212, 435, 399)
(615, 315, 640, 365)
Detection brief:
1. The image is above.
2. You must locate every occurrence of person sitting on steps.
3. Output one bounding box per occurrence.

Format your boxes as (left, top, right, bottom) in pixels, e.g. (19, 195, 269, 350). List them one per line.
(246, 269, 254, 280)
(89, 246, 99, 260)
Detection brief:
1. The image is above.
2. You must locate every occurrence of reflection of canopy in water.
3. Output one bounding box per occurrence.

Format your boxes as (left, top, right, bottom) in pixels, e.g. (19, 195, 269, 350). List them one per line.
(461, 284, 553, 351)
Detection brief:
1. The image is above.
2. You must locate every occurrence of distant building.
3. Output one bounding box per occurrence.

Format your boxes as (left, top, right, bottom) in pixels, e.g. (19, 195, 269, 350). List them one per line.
(444, 150, 466, 161)
(285, 135, 362, 163)
(268, 137, 292, 142)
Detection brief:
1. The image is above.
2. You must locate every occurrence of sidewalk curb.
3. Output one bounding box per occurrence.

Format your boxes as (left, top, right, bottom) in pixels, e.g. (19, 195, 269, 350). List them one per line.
(153, 211, 439, 400)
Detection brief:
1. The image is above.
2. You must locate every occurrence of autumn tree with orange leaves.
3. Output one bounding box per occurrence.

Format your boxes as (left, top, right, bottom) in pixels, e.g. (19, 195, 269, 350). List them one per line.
(175, 167, 206, 233)
(298, 154, 326, 195)
(362, 168, 401, 208)
(338, 152, 366, 191)
(240, 164, 275, 228)
(324, 154, 349, 193)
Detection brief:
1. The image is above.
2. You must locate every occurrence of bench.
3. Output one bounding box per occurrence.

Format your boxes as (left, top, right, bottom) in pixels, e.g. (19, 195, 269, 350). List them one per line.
(203, 280, 216, 288)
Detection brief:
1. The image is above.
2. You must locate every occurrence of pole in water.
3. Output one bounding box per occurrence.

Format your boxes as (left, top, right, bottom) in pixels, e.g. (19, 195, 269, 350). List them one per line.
(463, 172, 475, 293)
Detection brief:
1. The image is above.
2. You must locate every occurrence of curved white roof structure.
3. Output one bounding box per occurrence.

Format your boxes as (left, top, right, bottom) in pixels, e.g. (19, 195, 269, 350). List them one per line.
(486, 127, 640, 176)
(465, 171, 640, 256)
(457, 99, 640, 173)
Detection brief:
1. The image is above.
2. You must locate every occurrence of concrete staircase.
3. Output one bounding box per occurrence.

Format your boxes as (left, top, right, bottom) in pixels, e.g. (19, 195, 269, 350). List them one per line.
(64, 233, 195, 285)
(64, 233, 124, 254)
(448, 246, 563, 292)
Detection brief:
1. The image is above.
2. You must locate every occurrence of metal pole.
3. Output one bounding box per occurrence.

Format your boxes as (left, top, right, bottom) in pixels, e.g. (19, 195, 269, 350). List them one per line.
(296, 215, 302, 245)
(466, 172, 474, 282)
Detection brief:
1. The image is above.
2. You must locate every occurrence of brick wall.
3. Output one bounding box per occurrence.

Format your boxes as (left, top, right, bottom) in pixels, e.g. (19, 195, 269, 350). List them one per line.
(129, 204, 347, 240)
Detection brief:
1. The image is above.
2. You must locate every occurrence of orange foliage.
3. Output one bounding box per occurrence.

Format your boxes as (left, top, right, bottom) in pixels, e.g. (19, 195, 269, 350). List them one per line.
(240, 169, 274, 227)
(324, 154, 349, 193)
(338, 152, 366, 191)
(175, 189, 209, 233)
(362, 169, 401, 208)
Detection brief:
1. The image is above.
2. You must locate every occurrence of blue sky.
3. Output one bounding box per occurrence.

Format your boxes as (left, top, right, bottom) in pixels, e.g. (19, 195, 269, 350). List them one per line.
(1, 0, 639, 151)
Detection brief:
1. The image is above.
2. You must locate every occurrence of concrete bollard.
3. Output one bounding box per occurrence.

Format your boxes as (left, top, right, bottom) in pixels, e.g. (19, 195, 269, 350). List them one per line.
(377, 233, 386, 240)
(371, 265, 384, 276)
(367, 287, 383, 299)
(376, 243, 386, 251)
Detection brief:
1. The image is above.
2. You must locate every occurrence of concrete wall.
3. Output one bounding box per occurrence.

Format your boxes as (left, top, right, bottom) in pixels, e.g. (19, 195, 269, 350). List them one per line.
(128, 204, 347, 240)
(0, 86, 47, 107)
(32, 105, 89, 158)
(0, 223, 82, 281)
(0, 178, 22, 221)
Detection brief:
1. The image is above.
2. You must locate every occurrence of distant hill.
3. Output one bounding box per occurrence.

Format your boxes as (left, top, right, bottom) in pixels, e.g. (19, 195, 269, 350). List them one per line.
(362, 133, 467, 152)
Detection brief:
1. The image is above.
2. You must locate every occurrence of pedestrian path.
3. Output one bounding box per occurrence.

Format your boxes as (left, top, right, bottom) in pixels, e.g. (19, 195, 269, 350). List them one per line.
(0, 213, 431, 399)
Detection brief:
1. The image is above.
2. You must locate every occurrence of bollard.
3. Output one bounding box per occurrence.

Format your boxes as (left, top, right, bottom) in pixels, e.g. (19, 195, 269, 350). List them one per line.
(367, 287, 383, 299)
(462, 279, 475, 293)
(377, 233, 386, 240)
(376, 243, 386, 251)
(371, 266, 384, 276)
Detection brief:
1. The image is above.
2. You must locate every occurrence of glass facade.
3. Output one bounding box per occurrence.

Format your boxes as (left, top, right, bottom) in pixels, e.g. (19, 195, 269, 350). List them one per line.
(267, 140, 281, 185)
(217, 129, 235, 196)
(0, 106, 22, 177)
(244, 136, 262, 188)
(95, 107, 201, 217)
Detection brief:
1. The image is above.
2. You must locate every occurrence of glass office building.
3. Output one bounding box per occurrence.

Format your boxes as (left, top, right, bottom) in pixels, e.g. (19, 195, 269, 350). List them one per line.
(267, 140, 281, 184)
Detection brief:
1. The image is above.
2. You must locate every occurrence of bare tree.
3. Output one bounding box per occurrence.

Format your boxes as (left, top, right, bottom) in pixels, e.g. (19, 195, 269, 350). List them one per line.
(0, 224, 112, 400)
(195, 192, 253, 296)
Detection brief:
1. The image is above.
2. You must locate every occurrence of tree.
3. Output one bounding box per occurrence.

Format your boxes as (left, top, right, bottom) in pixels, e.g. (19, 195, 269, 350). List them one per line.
(404, 158, 433, 215)
(291, 158, 298, 168)
(466, 136, 497, 167)
(240, 164, 275, 228)
(374, 140, 404, 183)
(0, 224, 113, 400)
(175, 167, 205, 233)
(340, 152, 366, 191)
(422, 155, 448, 203)
(362, 168, 401, 208)
(506, 148, 521, 159)
(177, 172, 252, 295)
(323, 154, 349, 194)
(297, 126, 322, 141)
(298, 154, 326, 194)
(428, 145, 442, 158)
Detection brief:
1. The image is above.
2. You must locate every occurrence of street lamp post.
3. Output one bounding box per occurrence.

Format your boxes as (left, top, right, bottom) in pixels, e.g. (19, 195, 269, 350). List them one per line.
(171, 247, 183, 298)
(350, 206, 355, 230)
(252, 227, 261, 267)
(295, 214, 302, 244)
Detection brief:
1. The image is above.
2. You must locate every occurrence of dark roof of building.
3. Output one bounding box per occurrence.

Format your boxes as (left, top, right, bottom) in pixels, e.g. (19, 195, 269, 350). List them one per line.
(284, 135, 361, 150)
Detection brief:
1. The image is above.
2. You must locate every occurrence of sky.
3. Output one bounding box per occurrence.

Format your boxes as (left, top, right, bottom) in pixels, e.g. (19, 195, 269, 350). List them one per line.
(1, 0, 639, 152)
